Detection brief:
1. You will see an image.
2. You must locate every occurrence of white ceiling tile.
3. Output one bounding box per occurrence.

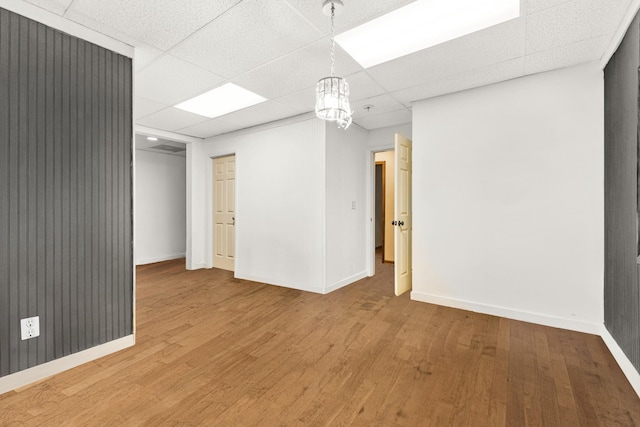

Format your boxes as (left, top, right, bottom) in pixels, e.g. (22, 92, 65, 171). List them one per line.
(170, 0, 323, 79)
(220, 101, 297, 128)
(367, 18, 526, 92)
(525, 0, 573, 14)
(25, 0, 627, 137)
(24, 0, 73, 15)
(391, 58, 525, 105)
(134, 97, 167, 120)
(137, 107, 209, 132)
(525, 34, 611, 74)
(354, 108, 412, 130)
(350, 94, 405, 119)
(344, 71, 387, 102)
(177, 119, 239, 139)
(66, 0, 241, 50)
(232, 39, 363, 99)
(283, 0, 416, 34)
(525, 0, 630, 54)
(135, 44, 164, 72)
(135, 55, 226, 106)
(274, 87, 316, 116)
(64, 8, 140, 46)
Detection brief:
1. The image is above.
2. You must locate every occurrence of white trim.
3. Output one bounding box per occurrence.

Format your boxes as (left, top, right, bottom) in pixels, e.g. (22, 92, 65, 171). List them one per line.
(320, 122, 327, 294)
(187, 262, 208, 270)
(204, 113, 317, 143)
(366, 144, 395, 277)
(136, 253, 186, 265)
(325, 271, 368, 294)
(600, 327, 640, 398)
(0, 335, 134, 396)
(136, 126, 202, 145)
(0, 0, 133, 58)
(236, 273, 323, 294)
(204, 150, 238, 271)
(131, 118, 137, 336)
(600, 0, 640, 69)
(410, 291, 602, 335)
(366, 151, 376, 277)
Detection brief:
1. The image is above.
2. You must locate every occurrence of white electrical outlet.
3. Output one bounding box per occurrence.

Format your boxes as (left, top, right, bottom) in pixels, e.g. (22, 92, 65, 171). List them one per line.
(20, 316, 40, 340)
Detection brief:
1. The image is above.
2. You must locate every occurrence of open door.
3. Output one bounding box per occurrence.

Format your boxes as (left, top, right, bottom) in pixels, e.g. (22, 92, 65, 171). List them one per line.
(394, 134, 412, 296)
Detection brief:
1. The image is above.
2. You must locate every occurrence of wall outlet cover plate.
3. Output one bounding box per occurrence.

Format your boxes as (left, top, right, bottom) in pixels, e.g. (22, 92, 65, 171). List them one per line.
(20, 316, 40, 340)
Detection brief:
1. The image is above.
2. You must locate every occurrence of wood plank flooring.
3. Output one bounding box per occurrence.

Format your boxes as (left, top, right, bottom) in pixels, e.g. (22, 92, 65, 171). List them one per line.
(1, 256, 640, 426)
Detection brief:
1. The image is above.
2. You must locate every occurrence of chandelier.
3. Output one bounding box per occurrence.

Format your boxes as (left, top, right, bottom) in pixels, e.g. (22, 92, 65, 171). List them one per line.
(315, 0, 352, 129)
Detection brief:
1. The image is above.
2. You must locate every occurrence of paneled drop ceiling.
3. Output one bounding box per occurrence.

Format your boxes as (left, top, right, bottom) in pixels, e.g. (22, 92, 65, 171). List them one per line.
(21, 0, 634, 138)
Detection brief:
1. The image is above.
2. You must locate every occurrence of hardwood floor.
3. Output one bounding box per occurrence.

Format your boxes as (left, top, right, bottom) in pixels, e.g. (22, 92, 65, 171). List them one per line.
(1, 256, 640, 426)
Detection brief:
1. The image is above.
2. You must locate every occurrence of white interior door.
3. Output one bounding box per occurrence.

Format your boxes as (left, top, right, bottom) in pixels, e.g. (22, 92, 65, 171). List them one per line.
(394, 134, 412, 296)
(213, 155, 235, 271)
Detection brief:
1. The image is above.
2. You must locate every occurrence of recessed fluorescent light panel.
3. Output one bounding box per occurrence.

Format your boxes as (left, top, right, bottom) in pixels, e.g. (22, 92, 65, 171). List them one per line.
(175, 83, 267, 118)
(335, 0, 520, 68)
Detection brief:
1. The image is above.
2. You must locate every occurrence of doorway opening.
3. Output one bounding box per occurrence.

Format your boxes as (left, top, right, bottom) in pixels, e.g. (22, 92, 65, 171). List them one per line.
(369, 134, 412, 296)
(375, 162, 385, 259)
(134, 133, 187, 266)
(374, 150, 395, 265)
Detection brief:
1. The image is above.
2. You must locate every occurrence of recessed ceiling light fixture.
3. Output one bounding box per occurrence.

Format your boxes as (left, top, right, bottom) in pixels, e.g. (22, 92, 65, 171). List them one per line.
(315, 0, 352, 129)
(146, 136, 158, 141)
(335, 0, 520, 68)
(175, 83, 267, 118)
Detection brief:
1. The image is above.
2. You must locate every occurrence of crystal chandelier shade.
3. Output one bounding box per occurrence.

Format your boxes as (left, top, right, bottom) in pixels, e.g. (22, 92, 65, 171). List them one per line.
(316, 77, 351, 128)
(315, 0, 352, 129)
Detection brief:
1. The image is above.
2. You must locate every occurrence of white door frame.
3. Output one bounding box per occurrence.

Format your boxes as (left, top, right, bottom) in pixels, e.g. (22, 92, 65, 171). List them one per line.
(366, 145, 394, 277)
(212, 154, 236, 271)
(205, 151, 238, 270)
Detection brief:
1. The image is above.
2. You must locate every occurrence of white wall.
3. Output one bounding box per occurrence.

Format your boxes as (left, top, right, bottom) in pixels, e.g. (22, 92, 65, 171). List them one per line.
(186, 116, 374, 294)
(411, 63, 604, 332)
(325, 124, 369, 292)
(189, 118, 326, 292)
(368, 123, 412, 151)
(135, 149, 186, 265)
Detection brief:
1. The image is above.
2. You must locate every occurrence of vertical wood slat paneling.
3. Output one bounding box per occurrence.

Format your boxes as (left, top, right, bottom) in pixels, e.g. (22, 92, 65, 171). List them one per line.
(0, 8, 10, 377)
(604, 13, 640, 372)
(8, 11, 20, 374)
(0, 8, 133, 378)
(17, 10, 29, 372)
(35, 21, 46, 366)
(26, 18, 38, 371)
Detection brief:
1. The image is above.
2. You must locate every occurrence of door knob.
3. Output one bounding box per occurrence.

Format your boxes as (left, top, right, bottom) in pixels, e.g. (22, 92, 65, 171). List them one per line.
(398, 221, 404, 226)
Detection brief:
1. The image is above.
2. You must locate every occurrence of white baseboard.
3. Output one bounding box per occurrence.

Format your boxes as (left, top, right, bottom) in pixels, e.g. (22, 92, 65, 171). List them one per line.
(136, 253, 186, 265)
(186, 262, 208, 270)
(600, 327, 640, 398)
(324, 271, 368, 294)
(0, 335, 135, 396)
(410, 291, 602, 335)
(235, 273, 323, 294)
(410, 291, 640, 399)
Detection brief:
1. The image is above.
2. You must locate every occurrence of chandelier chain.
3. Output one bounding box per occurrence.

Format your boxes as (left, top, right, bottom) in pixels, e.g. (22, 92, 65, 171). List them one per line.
(330, 2, 336, 77)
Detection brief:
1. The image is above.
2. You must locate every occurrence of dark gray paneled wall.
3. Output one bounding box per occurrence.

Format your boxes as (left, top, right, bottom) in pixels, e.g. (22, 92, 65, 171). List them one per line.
(0, 8, 133, 377)
(604, 12, 640, 372)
